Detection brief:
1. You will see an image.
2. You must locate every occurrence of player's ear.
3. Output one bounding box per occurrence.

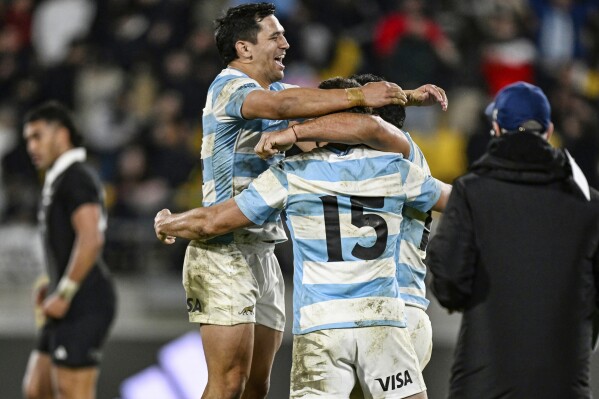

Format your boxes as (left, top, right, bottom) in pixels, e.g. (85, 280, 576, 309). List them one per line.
(235, 40, 252, 62)
(56, 125, 73, 148)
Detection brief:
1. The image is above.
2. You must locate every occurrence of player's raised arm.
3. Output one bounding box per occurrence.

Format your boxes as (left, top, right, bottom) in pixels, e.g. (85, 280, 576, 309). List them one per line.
(254, 112, 411, 159)
(242, 81, 407, 120)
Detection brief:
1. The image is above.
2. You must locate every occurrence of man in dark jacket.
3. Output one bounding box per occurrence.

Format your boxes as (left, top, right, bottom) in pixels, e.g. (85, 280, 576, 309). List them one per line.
(426, 81, 599, 399)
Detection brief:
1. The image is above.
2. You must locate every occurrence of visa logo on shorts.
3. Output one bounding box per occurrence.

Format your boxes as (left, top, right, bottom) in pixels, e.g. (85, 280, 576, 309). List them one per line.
(187, 298, 202, 312)
(375, 370, 413, 392)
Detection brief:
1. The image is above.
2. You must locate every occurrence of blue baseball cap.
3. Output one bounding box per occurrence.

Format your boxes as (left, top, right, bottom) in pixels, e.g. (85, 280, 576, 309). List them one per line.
(485, 81, 551, 133)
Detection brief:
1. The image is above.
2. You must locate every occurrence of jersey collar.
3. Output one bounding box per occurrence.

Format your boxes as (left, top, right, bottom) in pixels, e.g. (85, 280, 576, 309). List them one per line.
(42, 147, 87, 199)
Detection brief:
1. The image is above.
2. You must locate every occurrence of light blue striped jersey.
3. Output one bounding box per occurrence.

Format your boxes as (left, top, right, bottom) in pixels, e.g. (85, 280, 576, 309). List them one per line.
(235, 145, 442, 334)
(398, 131, 433, 309)
(202, 67, 295, 243)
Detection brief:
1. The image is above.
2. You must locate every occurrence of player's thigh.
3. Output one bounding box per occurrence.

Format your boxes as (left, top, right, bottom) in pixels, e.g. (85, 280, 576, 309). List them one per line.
(290, 329, 356, 398)
(404, 306, 433, 370)
(23, 350, 53, 399)
(53, 365, 98, 399)
(355, 326, 426, 399)
(200, 323, 255, 377)
(249, 324, 283, 381)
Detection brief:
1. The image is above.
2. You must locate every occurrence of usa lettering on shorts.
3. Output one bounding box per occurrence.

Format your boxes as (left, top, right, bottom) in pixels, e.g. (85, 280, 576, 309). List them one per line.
(186, 298, 202, 313)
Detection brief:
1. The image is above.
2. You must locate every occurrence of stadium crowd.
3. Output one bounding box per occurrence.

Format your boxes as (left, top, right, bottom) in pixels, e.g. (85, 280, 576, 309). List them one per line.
(1, 0, 598, 273)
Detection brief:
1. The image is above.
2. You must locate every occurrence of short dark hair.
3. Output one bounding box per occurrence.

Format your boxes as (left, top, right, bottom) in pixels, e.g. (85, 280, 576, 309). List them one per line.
(351, 73, 406, 128)
(214, 2, 276, 66)
(318, 77, 371, 115)
(24, 101, 83, 147)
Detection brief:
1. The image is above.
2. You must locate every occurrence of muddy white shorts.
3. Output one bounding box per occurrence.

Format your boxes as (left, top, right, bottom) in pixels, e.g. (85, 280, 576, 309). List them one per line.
(182, 240, 285, 331)
(405, 305, 433, 370)
(290, 326, 426, 398)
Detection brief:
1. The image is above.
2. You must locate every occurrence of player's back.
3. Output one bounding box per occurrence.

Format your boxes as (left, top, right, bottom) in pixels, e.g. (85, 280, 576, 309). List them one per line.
(280, 145, 441, 334)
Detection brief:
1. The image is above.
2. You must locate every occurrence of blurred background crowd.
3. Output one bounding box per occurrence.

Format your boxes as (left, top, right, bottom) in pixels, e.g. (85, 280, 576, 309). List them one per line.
(0, 0, 598, 276)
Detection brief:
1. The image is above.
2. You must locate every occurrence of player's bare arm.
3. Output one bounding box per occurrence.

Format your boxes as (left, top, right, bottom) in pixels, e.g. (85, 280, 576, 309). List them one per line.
(43, 203, 105, 319)
(254, 82, 449, 159)
(432, 181, 452, 212)
(255, 112, 411, 159)
(241, 81, 407, 120)
(154, 199, 253, 243)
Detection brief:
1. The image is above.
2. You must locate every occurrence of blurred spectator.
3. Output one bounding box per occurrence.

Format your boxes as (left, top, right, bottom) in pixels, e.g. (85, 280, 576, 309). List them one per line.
(111, 145, 169, 220)
(4, 0, 33, 50)
(0, 0, 35, 105)
(0, 157, 38, 222)
(529, 0, 599, 85)
(105, 144, 171, 274)
(38, 38, 89, 109)
(372, 0, 459, 134)
(127, 61, 160, 123)
(480, 2, 537, 95)
(31, 0, 96, 66)
(373, 0, 459, 89)
(550, 81, 599, 189)
(76, 57, 139, 182)
(108, 7, 152, 70)
(159, 49, 206, 123)
(0, 29, 22, 99)
(146, 117, 197, 190)
(0, 104, 19, 218)
(537, 0, 579, 68)
(465, 109, 494, 167)
(185, 27, 222, 107)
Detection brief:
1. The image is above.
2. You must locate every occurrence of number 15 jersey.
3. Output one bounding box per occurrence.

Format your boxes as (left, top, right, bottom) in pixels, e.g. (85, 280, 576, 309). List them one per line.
(235, 145, 442, 335)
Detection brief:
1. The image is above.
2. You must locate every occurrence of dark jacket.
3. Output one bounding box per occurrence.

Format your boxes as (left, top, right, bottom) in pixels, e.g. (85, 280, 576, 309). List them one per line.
(427, 133, 599, 399)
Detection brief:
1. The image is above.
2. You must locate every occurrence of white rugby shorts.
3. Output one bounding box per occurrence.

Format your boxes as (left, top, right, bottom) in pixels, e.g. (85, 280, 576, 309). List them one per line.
(290, 326, 426, 398)
(182, 240, 285, 331)
(405, 305, 433, 370)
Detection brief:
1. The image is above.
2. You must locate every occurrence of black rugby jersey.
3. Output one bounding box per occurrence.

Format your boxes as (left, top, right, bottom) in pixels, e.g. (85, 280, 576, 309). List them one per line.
(39, 156, 115, 314)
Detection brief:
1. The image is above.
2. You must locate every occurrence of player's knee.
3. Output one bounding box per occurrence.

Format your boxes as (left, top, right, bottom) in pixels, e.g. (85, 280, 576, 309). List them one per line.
(54, 382, 68, 399)
(22, 384, 37, 399)
(243, 377, 270, 399)
(212, 384, 245, 399)
(23, 382, 50, 399)
(206, 371, 248, 399)
(54, 378, 81, 399)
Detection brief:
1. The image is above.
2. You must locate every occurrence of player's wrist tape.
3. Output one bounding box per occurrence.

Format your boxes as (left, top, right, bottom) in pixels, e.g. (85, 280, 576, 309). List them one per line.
(345, 88, 366, 107)
(56, 277, 80, 301)
(406, 92, 419, 106)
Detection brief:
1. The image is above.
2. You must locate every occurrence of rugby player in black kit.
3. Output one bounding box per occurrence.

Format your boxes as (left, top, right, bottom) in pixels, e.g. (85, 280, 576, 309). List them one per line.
(21, 101, 116, 399)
